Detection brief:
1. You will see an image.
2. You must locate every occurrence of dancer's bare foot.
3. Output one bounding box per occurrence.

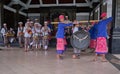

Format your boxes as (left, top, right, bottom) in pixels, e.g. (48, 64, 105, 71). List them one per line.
(101, 54, 107, 62)
(24, 49, 29, 52)
(57, 55, 60, 59)
(57, 55, 63, 59)
(72, 55, 77, 59)
(60, 56, 63, 59)
(93, 58, 97, 62)
(24, 50, 28, 52)
(93, 54, 98, 62)
(101, 59, 108, 62)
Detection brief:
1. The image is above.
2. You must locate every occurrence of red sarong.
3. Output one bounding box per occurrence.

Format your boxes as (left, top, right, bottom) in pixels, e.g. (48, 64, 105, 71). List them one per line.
(95, 37, 108, 54)
(89, 39, 96, 49)
(56, 38, 65, 50)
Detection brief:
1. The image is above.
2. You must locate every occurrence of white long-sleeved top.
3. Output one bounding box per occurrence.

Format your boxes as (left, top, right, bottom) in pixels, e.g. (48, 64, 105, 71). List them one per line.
(32, 27, 43, 36)
(73, 27, 79, 33)
(1, 27, 8, 36)
(23, 27, 32, 37)
(41, 26, 51, 36)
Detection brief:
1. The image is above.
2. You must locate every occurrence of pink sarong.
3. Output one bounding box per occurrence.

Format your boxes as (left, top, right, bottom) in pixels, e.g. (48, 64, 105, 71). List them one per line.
(56, 38, 65, 50)
(89, 39, 96, 49)
(95, 37, 108, 54)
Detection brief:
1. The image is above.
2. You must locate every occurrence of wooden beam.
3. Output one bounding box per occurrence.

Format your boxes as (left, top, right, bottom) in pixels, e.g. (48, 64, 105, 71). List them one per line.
(51, 20, 99, 24)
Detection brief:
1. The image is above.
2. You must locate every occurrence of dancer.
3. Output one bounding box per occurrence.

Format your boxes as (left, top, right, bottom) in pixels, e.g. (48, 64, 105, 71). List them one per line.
(17, 22, 24, 48)
(93, 12, 113, 62)
(1, 23, 10, 47)
(56, 15, 73, 59)
(31, 23, 42, 49)
(23, 22, 32, 52)
(42, 21, 51, 50)
(8, 28, 15, 44)
(72, 21, 81, 59)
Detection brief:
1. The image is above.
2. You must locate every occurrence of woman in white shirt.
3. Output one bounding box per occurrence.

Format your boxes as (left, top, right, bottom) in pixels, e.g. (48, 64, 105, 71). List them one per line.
(23, 22, 32, 52)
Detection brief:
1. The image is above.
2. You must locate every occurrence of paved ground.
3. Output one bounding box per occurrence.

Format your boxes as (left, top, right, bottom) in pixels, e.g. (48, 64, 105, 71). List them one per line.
(114, 54, 120, 59)
(0, 47, 119, 74)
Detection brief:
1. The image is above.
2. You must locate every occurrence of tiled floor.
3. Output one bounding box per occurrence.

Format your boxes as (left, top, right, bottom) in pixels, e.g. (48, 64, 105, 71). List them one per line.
(0, 47, 119, 74)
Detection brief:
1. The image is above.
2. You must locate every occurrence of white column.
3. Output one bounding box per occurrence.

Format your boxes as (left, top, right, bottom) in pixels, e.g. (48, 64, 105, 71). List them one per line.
(107, 0, 112, 17)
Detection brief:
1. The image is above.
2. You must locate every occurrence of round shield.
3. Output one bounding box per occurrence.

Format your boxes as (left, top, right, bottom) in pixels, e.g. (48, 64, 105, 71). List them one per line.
(70, 30, 90, 50)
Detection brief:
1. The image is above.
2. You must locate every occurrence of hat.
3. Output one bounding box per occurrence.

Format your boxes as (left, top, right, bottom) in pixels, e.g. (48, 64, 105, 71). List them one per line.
(25, 22, 30, 27)
(34, 23, 41, 26)
(44, 21, 48, 24)
(3, 23, 7, 26)
(65, 16, 68, 17)
(30, 21, 34, 23)
(101, 12, 107, 18)
(59, 15, 64, 19)
(35, 19, 38, 21)
(18, 22, 23, 24)
(27, 19, 30, 21)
